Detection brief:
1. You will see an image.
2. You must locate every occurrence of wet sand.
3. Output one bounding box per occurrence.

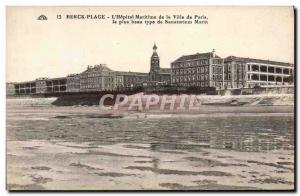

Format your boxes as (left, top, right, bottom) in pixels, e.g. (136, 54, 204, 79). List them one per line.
(6, 99, 294, 190)
(7, 140, 294, 190)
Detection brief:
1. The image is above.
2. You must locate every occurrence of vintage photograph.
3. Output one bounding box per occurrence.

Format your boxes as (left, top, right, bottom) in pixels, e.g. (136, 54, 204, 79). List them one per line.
(6, 6, 294, 190)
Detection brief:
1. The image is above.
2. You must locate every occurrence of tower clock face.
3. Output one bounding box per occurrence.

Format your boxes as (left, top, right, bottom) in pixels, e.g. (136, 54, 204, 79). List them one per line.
(152, 60, 158, 64)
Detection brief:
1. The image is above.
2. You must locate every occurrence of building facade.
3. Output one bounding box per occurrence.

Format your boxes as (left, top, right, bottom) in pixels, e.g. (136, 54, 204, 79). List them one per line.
(79, 64, 148, 92)
(224, 56, 294, 89)
(171, 49, 223, 89)
(13, 77, 67, 95)
(35, 78, 48, 94)
(8, 46, 294, 95)
(171, 50, 294, 90)
(14, 81, 36, 95)
(6, 82, 15, 96)
(66, 74, 81, 92)
(116, 72, 148, 88)
(80, 64, 115, 92)
(45, 77, 67, 93)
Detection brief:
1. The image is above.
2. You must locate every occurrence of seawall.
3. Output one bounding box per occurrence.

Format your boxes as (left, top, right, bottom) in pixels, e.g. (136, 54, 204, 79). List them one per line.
(6, 93, 294, 108)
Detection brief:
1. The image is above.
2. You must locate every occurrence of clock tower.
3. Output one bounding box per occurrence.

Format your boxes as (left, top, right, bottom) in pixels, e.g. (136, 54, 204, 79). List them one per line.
(149, 43, 160, 81)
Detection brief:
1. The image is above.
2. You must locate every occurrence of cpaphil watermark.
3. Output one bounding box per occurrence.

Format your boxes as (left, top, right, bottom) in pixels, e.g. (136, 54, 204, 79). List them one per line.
(99, 93, 202, 111)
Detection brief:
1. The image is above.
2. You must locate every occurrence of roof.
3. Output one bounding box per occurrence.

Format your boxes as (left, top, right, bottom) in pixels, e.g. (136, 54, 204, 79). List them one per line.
(36, 77, 48, 80)
(67, 74, 80, 77)
(83, 64, 113, 73)
(47, 77, 67, 81)
(173, 52, 221, 62)
(152, 43, 159, 58)
(151, 51, 159, 58)
(115, 71, 148, 76)
(225, 56, 293, 67)
(157, 68, 171, 74)
(153, 43, 157, 50)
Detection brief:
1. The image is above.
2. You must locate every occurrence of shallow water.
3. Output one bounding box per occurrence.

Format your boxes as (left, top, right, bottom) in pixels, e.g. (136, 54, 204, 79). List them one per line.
(6, 104, 294, 190)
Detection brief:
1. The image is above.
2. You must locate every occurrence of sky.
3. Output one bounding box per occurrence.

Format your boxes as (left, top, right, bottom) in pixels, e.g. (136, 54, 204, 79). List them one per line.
(6, 6, 294, 82)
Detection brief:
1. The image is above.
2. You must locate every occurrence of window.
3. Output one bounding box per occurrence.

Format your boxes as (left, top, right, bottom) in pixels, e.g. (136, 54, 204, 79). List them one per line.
(260, 75, 267, 81)
(283, 69, 289, 74)
(260, 66, 267, 72)
(252, 65, 259, 72)
(251, 74, 259, 80)
(205, 66, 208, 72)
(268, 75, 275, 81)
(268, 67, 274, 73)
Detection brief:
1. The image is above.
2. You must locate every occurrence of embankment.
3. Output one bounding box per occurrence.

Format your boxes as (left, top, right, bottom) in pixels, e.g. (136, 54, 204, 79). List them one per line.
(6, 93, 294, 108)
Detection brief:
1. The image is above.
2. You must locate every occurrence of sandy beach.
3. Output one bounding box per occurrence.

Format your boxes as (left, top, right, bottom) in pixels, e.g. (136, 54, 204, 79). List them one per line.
(6, 95, 294, 190)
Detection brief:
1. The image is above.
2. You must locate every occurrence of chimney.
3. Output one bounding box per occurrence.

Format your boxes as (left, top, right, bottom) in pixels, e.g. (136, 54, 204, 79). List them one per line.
(212, 49, 216, 58)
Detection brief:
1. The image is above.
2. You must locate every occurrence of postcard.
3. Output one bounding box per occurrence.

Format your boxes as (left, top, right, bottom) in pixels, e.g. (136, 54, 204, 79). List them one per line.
(6, 6, 295, 191)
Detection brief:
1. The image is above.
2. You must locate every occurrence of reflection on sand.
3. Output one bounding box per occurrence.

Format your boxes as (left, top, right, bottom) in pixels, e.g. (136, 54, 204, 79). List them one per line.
(6, 104, 294, 190)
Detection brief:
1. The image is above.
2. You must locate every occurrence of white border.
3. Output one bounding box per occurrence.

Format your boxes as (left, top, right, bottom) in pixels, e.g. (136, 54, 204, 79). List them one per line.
(1, 0, 298, 195)
(2, 0, 299, 6)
